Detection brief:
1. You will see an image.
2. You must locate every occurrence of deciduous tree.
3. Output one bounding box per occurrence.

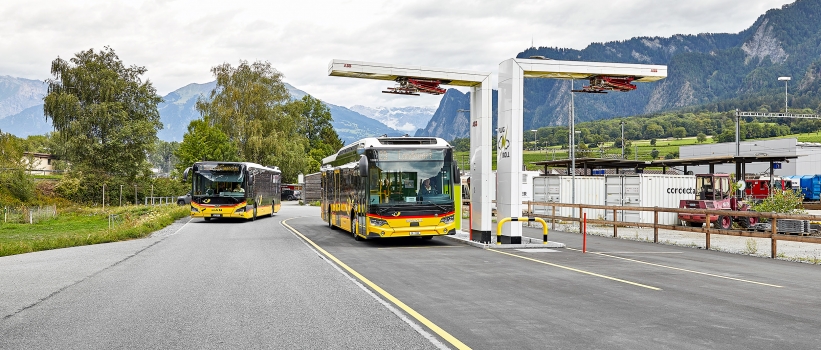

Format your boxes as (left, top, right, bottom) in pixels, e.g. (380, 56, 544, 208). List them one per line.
(174, 120, 239, 175)
(43, 47, 162, 181)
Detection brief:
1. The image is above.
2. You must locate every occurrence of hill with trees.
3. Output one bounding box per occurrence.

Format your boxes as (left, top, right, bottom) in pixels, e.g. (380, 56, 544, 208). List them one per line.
(425, 0, 821, 141)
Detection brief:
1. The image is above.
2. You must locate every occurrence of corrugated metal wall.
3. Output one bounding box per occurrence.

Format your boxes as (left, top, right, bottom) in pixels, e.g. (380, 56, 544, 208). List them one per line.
(304, 172, 322, 202)
(604, 174, 696, 225)
(533, 176, 605, 220)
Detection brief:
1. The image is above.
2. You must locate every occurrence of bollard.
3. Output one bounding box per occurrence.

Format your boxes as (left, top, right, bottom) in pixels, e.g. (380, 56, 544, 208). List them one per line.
(496, 217, 549, 245)
(583, 212, 587, 253)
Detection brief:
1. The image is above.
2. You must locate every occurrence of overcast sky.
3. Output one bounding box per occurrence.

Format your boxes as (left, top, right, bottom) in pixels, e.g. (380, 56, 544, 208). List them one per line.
(0, 0, 792, 109)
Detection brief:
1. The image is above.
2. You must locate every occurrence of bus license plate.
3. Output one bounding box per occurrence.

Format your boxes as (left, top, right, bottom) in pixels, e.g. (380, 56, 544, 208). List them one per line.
(409, 232, 420, 235)
(211, 214, 222, 217)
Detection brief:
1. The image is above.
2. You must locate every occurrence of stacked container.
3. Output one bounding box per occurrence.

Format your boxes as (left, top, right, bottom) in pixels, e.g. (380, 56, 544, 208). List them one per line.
(532, 176, 606, 220)
(604, 174, 696, 226)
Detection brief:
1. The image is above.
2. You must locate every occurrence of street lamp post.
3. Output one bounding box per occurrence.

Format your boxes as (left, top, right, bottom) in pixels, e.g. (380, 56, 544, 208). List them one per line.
(620, 121, 625, 159)
(778, 76, 791, 113)
(569, 79, 576, 206)
(531, 129, 537, 151)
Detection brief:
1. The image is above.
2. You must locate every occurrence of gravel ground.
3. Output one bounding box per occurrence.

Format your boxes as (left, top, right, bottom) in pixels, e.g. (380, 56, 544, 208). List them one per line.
(537, 220, 821, 264)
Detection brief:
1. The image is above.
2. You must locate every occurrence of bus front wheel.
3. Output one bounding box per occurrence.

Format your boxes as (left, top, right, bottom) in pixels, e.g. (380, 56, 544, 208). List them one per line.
(351, 215, 361, 241)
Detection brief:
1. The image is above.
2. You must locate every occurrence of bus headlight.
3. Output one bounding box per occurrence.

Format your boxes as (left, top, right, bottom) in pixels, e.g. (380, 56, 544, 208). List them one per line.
(440, 215, 454, 224)
(235, 207, 245, 213)
(370, 217, 388, 226)
(191, 207, 199, 213)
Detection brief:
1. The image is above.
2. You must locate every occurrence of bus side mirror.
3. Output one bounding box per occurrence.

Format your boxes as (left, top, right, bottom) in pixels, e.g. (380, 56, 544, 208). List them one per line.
(358, 155, 368, 178)
(183, 167, 191, 181)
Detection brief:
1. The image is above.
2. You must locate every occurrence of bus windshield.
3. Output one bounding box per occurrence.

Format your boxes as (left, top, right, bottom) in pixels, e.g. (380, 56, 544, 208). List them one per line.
(367, 149, 453, 205)
(193, 169, 246, 198)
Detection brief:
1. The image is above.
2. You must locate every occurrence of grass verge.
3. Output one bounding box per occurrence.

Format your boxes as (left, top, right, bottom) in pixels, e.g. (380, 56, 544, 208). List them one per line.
(0, 205, 190, 257)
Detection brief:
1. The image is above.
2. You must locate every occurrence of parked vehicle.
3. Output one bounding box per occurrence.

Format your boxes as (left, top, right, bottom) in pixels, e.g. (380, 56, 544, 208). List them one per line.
(177, 192, 191, 205)
(744, 177, 793, 201)
(786, 175, 821, 201)
(281, 189, 298, 201)
(679, 174, 757, 229)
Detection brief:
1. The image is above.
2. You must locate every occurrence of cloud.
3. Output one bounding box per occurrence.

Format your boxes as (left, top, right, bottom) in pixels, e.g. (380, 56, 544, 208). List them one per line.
(0, 0, 791, 108)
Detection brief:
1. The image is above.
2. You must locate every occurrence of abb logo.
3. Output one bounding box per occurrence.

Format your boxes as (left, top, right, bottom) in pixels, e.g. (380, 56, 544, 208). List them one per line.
(650, 68, 658, 72)
(343, 63, 352, 68)
(472, 121, 478, 127)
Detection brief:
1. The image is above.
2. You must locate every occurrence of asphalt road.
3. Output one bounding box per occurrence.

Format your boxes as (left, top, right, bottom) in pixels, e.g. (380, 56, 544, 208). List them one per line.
(0, 203, 442, 349)
(3, 202, 821, 349)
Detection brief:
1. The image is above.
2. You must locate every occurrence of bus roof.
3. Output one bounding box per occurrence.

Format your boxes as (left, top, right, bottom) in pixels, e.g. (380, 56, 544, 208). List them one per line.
(193, 161, 281, 174)
(321, 136, 452, 165)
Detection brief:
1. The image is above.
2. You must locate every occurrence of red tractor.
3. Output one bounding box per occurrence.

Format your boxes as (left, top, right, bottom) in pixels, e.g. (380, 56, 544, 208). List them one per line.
(678, 174, 757, 229)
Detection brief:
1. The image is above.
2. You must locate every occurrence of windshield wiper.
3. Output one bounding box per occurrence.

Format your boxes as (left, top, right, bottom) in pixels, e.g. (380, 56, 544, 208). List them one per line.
(377, 202, 407, 215)
(421, 201, 449, 212)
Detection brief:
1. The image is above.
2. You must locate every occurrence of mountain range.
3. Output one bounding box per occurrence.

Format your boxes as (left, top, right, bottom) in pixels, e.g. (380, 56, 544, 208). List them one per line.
(348, 105, 435, 134)
(0, 77, 406, 145)
(5, 0, 821, 144)
(419, 0, 821, 139)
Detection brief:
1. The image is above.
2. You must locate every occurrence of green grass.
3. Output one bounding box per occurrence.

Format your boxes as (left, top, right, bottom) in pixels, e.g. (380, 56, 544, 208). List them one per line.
(0, 205, 190, 257)
(456, 135, 722, 172)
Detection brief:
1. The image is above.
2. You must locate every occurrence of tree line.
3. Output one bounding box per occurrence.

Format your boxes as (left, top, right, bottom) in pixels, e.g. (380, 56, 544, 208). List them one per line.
(450, 109, 821, 153)
(1, 46, 343, 205)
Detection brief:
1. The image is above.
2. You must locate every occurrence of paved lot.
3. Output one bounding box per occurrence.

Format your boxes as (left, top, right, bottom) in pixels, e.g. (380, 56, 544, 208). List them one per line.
(3, 202, 821, 349)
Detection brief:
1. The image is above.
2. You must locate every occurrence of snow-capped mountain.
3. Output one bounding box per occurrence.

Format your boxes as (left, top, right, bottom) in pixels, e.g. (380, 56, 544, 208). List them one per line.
(349, 105, 435, 133)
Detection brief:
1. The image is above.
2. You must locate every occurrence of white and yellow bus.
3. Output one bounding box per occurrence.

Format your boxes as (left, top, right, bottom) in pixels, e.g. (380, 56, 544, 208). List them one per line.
(321, 137, 458, 240)
(184, 162, 281, 221)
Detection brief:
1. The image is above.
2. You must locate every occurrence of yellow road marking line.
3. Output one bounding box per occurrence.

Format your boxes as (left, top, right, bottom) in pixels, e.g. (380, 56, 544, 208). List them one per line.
(378, 246, 464, 250)
(282, 219, 471, 350)
(487, 249, 661, 291)
(565, 247, 783, 288)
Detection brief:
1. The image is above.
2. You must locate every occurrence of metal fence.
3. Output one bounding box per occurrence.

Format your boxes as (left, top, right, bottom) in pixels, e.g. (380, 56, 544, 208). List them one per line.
(144, 197, 175, 206)
(2, 205, 57, 224)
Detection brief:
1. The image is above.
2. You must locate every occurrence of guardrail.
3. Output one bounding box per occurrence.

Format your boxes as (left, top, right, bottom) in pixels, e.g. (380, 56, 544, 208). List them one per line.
(521, 200, 821, 259)
(496, 217, 548, 245)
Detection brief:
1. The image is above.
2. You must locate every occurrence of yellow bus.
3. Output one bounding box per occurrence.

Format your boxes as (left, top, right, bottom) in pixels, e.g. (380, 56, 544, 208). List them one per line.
(321, 137, 458, 240)
(183, 162, 281, 221)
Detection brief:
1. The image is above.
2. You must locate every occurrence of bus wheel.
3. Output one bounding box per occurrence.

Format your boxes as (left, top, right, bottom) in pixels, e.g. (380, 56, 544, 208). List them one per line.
(204, 217, 211, 221)
(327, 208, 334, 229)
(351, 216, 361, 241)
(252, 206, 257, 221)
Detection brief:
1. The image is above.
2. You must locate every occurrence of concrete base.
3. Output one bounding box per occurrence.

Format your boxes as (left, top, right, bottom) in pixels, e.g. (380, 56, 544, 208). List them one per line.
(499, 235, 521, 244)
(470, 230, 492, 244)
(446, 230, 565, 250)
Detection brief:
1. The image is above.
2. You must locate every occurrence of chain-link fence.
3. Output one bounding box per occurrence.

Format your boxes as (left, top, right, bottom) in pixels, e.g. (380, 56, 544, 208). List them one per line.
(2, 205, 57, 224)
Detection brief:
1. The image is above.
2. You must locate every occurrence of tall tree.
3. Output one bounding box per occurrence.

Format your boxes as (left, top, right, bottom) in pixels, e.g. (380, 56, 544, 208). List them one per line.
(0, 131, 34, 202)
(174, 120, 239, 175)
(289, 95, 343, 174)
(43, 47, 162, 181)
(196, 60, 343, 182)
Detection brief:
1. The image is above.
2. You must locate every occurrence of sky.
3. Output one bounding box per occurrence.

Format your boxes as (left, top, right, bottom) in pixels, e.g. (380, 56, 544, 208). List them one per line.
(0, 0, 793, 109)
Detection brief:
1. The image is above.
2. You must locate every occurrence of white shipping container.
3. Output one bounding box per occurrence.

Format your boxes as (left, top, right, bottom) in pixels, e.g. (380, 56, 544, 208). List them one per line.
(604, 174, 696, 225)
(532, 176, 605, 220)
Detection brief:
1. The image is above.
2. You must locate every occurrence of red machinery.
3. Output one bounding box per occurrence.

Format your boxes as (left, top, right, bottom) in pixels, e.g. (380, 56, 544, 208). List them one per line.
(744, 178, 793, 201)
(573, 76, 638, 93)
(679, 174, 757, 229)
(383, 77, 447, 96)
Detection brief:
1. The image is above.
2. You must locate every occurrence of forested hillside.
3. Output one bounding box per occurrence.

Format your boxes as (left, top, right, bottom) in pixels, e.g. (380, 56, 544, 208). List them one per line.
(518, 0, 821, 128)
(429, 0, 821, 141)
